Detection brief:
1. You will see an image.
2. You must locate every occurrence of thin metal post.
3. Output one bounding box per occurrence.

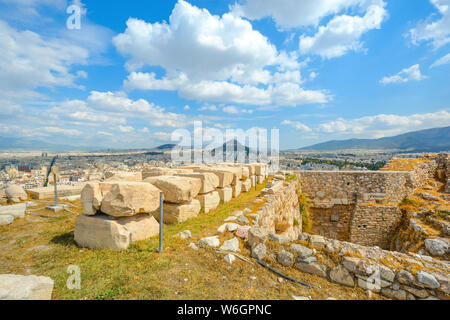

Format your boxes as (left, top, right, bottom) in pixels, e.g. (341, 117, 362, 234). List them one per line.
(54, 173, 58, 206)
(254, 173, 257, 191)
(159, 193, 164, 253)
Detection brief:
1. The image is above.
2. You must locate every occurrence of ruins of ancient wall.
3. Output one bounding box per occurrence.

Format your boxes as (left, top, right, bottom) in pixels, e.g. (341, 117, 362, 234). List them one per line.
(349, 205, 403, 248)
(255, 180, 302, 240)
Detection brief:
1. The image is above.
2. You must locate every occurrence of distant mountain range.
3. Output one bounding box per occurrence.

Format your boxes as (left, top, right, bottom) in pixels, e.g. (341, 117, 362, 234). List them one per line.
(2, 126, 449, 152)
(300, 126, 450, 152)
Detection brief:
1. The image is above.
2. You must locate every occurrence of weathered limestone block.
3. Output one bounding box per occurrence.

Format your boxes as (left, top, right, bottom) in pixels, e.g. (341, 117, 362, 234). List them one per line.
(0, 274, 54, 300)
(155, 200, 201, 224)
(295, 260, 327, 278)
(104, 171, 142, 182)
(277, 250, 294, 267)
(198, 236, 220, 248)
(232, 181, 242, 198)
(175, 172, 219, 194)
(0, 203, 26, 219)
(241, 179, 252, 193)
(241, 167, 250, 180)
(0, 215, 14, 226)
(196, 191, 220, 214)
(5, 185, 27, 203)
(81, 182, 102, 216)
(74, 214, 159, 250)
(193, 168, 233, 188)
(144, 176, 201, 203)
(329, 265, 355, 287)
(101, 182, 161, 217)
(142, 168, 193, 180)
(216, 187, 232, 203)
(257, 175, 265, 184)
(248, 227, 269, 248)
(267, 181, 284, 194)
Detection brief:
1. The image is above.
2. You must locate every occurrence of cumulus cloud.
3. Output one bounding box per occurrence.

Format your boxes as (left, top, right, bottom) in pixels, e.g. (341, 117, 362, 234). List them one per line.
(231, 0, 364, 29)
(318, 110, 450, 138)
(118, 125, 134, 133)
(281, 120, 312, 132)
(380, 64, 427, 84)
(430, 53, 450, 68)
(115, 0, 329, 107)
(0, 19, 88, 103)
(223, 106, 254, 114)
(409, 0, 450, 48)
(299, 3, 387, 58)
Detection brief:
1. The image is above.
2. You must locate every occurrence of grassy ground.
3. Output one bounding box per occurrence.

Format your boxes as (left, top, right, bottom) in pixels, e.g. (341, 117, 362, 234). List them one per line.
(0, 181, 379, 300)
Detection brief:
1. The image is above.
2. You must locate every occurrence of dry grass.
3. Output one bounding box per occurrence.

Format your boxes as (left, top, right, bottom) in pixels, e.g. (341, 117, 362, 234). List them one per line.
(381, 158, 433, 172)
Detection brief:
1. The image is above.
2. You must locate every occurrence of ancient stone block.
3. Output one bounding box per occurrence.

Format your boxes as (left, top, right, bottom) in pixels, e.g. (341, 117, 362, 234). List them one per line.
(216, 187, 232, 203)
(154, 200, 201, 224)
(101, 182, 161, 217)
(232, 181, 242, 198)
(81, 182, 102, 216)
(175, 172, 219, 194)
(196, 191, 220, 213)
(104, 171, 142, 182)
(144, 176, 201, 203)
(74, 214, 159, 251)
(0, 274, 54, 300)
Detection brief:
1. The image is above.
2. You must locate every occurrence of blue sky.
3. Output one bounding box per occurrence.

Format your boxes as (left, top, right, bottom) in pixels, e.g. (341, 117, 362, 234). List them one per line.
(0, 0, 449, 150)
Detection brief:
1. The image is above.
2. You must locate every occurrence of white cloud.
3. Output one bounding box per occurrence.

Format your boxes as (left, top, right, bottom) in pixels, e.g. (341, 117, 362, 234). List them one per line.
(299, 3, 387, 58)
(223, 106, 254, 114)
(282, 120, 312, 132)
(42, 126, 82, 136)
(199, 105, 218, 112)
(97, 131, 113, 136)
(318, 110, 450, 137)
(140, 127, 150, 133)
(231, 0, 364, 29)
(119, 125, 134, 133)
(0, 19, 88, 104)
(115, 0, 328, 107)
(409, 0, 450, 48)
(430, 53, 450, 68)
(380, 64, 427, 84)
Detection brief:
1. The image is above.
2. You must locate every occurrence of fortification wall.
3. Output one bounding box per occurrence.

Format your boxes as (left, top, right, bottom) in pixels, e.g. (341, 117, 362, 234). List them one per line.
(294, 162, 442, 249)
(255, 180, 302, 240)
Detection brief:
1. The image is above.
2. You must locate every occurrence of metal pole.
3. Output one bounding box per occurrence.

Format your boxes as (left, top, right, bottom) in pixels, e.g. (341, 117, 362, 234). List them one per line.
(254, 173, 257, 191)
(159, 193, 164, 253)
(54, 173, 58, 206)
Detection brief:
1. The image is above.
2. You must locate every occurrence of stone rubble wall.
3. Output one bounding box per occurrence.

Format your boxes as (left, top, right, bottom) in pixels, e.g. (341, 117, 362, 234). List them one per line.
(254, 180, 302, 240)
(294, 155, 449, 248)
(248, 229, 449, 300)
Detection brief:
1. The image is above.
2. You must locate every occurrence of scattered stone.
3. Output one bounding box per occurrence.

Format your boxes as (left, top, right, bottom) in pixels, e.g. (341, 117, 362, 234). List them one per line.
(224, 254, 235, 265)
(188, 243, 198, 251)
(292, 296, 311, 300)
(198, 236, 220, 248)
(217, 224, 228, 234)
(235, 226, 251, 239)
(424, 238, 449, 256)
(416, 271, 440, 289)
(0, 274, 54, 300)
(220, 237, 240, 253)
(290, 244, 314, 259)
(224, 216, 237, 222)
(5, 185, 27, 203)
(251, 243, 267, 260)
(236, 215, 250, 225)
(342, 257, 361, 273)
(396, 270, 415, 286)
(0, 203, 26, 219)
(381, 288, 407, 300)
(0, 215, 14, 226)
(329, 265, 355, 287)
(295, 260, 327, 278)
(309, 235, 326, 249)
(248, 228, 269, 248)
(174, 230, 192, 240)
(418, 193, 440, 201)
(269, 233, 291, 243)
(277, 250, 294, 267)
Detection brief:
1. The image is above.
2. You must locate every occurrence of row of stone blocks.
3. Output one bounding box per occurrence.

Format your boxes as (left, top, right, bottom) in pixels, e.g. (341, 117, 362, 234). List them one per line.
(75, 164, 269, 251)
